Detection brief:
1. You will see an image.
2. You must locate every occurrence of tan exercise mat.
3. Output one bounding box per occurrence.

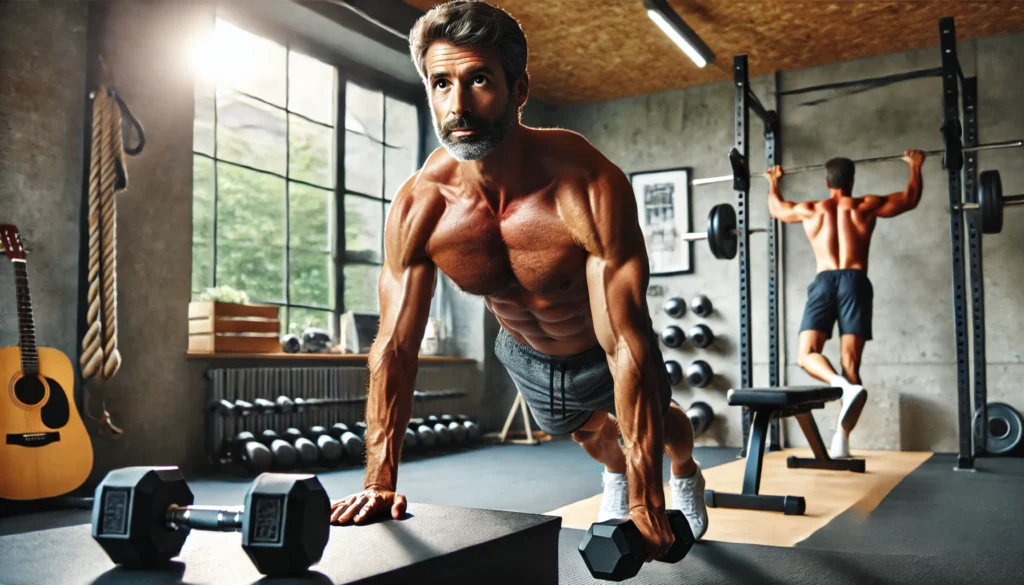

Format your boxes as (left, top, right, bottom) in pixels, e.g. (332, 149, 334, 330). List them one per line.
(546, 449, 933, 547)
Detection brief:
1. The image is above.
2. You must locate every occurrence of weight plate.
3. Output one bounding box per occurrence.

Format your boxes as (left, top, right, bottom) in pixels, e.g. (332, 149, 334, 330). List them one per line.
(980, 170, 1003, 235)
(708, 204, 737, 260)
(974, 402, 1023, 455)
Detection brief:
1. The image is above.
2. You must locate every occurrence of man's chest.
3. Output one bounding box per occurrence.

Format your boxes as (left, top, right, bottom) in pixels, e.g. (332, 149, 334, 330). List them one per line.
(424, 194, 590, 297)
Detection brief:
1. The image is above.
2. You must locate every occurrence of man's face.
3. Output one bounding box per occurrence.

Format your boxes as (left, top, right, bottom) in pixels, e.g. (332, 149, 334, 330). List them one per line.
(424, 41, 525, 161)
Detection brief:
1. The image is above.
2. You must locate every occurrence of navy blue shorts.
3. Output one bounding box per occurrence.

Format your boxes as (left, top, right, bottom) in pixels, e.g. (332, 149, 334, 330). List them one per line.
(493, 328, 673, 436)
(800, 269, 874, 340)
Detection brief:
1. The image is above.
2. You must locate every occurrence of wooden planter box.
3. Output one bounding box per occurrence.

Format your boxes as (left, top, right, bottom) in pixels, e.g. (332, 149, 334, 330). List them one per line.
(188, 301, 281, 354)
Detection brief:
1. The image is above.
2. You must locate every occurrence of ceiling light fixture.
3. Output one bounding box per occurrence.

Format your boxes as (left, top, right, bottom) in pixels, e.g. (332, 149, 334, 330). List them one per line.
(643, 0, 716, 68)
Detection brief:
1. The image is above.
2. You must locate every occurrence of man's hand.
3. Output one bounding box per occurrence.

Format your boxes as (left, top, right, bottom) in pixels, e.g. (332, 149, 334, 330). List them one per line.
(330, 487, 408, 525)
(631, 506, 675, 562)
(764, 165, 784, 183)
(902, 149, 925, 167)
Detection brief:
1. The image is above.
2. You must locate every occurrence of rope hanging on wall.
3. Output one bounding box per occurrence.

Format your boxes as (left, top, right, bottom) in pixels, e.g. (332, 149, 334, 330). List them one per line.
(79, 85, 144, 439)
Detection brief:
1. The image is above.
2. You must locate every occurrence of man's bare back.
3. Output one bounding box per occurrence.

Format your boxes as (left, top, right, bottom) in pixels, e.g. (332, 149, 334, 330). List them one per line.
(395, 127, 615, 356)
(766, 150, 926, 273)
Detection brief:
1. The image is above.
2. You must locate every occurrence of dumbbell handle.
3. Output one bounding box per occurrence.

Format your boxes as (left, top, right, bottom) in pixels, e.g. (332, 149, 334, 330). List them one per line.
(167, 504, 243, 532)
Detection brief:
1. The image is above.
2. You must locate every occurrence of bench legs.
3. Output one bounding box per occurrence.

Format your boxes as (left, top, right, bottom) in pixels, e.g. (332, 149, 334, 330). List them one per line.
(705, 407, 864, 516)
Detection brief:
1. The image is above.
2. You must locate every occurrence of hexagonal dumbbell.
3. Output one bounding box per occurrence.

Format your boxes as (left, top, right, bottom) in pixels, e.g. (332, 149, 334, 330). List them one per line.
(578, 509, 695, 581)
(91, 466, 330, 576)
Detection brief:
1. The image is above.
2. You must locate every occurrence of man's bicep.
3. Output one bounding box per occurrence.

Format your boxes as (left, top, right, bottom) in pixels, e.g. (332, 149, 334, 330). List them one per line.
(870, 192, 911, 218)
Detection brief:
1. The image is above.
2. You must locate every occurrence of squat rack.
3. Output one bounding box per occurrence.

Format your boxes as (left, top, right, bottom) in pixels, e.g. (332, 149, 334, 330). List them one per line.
(730, 17, 995, 467)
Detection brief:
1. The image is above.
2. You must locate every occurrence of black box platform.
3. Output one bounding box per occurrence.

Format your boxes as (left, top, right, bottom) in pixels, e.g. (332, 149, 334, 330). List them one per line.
(0, 503, 561, 585)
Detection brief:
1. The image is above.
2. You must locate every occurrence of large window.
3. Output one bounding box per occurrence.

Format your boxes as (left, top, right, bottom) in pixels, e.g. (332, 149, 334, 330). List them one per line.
(191, 18, 420, 337)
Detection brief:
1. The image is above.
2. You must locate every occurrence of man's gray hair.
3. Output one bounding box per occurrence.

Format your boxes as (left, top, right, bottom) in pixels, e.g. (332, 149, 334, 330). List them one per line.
(409, 1, 528, 89)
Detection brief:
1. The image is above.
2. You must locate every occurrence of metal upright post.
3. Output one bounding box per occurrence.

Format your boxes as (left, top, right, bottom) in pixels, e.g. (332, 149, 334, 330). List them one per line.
(735, 55, 753, 457)
(962, 75, 987, 457)
(765, 110, 782, 451)
(939, 17, 974, 471)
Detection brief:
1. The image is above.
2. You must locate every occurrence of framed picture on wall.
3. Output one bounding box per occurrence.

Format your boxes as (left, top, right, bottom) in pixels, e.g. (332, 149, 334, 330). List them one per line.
(629, 167, 693, 276)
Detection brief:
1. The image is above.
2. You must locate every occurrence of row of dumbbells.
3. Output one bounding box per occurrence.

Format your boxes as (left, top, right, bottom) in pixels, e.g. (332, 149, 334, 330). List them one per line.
(227, 414, 482, 473)
(662, 295, 716, 388)
(209, 395, 353, 417)
(665, 359, 714, 388)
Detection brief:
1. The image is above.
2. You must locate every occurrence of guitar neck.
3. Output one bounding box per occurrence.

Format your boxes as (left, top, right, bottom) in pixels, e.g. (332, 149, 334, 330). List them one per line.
(13, 260, 38, 375)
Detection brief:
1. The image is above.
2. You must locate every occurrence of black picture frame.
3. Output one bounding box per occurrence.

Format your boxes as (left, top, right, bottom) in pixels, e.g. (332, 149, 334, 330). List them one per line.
(628, 166, 694, 276)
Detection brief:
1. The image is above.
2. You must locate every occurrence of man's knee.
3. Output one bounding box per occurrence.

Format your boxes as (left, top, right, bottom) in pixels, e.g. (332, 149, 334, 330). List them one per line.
(572, 428, 599, 444)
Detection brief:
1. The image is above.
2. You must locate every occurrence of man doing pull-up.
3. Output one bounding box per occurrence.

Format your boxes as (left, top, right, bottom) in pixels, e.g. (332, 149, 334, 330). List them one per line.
(766, 151, 924, 457)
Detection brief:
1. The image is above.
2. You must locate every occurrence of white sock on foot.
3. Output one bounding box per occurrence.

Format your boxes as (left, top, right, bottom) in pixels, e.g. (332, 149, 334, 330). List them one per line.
(830, 430, 850, 458)
(829, 374, 851, 390)
(597, 471, 629, 522)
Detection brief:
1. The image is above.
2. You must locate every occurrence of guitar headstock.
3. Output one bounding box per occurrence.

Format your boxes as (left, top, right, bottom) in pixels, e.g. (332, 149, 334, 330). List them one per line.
(0, 225, 26, 261)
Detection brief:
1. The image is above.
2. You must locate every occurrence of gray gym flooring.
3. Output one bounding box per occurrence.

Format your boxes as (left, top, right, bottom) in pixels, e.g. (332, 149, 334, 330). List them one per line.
(1, 440, 1022, 584)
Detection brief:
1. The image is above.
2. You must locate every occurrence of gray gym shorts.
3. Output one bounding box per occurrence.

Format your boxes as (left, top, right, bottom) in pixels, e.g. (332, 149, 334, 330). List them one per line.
(493, 327, 673, 436)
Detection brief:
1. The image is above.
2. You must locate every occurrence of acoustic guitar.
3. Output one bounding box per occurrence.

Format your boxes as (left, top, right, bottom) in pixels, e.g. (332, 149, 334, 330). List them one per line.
(0, 224, 93, 500)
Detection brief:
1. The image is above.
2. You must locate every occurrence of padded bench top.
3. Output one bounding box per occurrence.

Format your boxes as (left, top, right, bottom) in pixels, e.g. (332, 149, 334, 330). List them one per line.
(727, 386, 842, 407)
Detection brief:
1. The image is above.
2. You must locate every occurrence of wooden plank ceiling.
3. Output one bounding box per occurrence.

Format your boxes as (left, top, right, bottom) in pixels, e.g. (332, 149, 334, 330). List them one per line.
(404, 1, 1024, 106)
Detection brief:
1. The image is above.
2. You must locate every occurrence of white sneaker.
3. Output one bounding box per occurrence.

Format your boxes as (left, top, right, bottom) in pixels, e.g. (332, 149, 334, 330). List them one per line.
(669, 465, 709, 541)
(597, 471, 629, 522)
(837, 385, 868, 434)
(830, 430, 851, 459)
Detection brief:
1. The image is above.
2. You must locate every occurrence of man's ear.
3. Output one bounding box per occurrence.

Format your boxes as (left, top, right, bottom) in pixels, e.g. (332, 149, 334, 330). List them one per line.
(513, 71, 530, 110)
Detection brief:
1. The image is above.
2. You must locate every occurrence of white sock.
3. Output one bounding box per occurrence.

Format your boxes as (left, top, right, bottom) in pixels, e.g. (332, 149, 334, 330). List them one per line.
(603, 471, 626, 481)
(829, 374, 851, 390)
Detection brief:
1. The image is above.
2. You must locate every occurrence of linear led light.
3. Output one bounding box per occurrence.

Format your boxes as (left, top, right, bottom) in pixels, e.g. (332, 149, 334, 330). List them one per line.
(643, 0, 716, 68)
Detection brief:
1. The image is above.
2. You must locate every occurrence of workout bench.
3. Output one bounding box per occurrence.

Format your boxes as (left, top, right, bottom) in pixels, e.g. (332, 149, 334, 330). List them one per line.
(705, 386, 865, 515)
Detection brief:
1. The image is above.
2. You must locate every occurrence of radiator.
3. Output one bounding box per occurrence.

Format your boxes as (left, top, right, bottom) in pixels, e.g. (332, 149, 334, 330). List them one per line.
(206, 366, 473, 463)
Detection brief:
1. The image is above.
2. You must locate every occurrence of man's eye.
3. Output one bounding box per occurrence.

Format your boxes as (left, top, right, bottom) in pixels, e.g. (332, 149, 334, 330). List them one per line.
(474, 75, 486, 84)
(434, 80, 448, 89)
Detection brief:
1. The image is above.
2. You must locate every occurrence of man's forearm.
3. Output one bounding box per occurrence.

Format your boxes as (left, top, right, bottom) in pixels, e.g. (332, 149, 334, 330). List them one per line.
(612, 349, 666, 512)
(363, 345, 418, 490)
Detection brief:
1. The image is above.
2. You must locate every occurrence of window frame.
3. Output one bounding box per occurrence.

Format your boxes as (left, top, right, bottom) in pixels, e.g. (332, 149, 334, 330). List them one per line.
(193, 11, 429, 340)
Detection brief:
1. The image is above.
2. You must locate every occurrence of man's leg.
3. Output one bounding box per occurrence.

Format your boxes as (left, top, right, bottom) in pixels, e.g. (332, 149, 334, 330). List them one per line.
(797, 329, 843, 384)
(830, 334, 869, 457)
(573, 412, 631, 522)
(663, 400, 708, 539)
(572, 411, 625, 473)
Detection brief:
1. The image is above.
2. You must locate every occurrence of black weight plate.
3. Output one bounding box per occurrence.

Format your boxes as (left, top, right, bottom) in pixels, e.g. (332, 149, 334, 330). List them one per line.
(708, 204, 737, 260)
(974, 402, 1023, 455)
(980, 170, 1003, 234)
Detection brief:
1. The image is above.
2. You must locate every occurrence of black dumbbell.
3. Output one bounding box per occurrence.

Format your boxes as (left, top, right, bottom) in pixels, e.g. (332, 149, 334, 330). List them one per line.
(91, 466, 329, 576)
(409, 418, 438, 449)
(283, 428, 320, 467)
(355, 421, 368, 438)
(234, 399, 254, 416)
(253, 398, 276, 414)
(329, 423, 365, 462)
(689, 324, 714, 348)
(664, 297, 686, 318)
(686, 401, 714, 438)
(306, 426, 343, 465)
(275, 396, 294, 413)
(259, 430, 299, 469)
(209, 399, 236, 416)
(660, 325, 685, 348)
(578, 509, 695, 581)
(404, 427, 419, 451)
(281, 334, 301, 353)
(462, 419, 481, 442)
(432, 420, 453, 447)
(230, 431, 272, 474)
(686, 360, 714, 388)
(665, 360, 684, 386)
(447, 420, 468, 445)
(690, 295, 713, 317)
(293, 397, 308, 413)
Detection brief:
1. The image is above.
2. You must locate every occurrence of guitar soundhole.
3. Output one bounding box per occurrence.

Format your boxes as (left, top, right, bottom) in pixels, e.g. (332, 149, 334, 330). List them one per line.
(14, 376, 46, 406)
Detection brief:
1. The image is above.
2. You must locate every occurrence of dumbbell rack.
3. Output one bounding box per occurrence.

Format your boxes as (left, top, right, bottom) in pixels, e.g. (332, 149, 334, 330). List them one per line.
(204, 367, 469, 472)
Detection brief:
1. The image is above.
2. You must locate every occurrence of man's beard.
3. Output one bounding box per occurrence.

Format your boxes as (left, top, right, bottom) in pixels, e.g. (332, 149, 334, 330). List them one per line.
(434, 97, 518, 162)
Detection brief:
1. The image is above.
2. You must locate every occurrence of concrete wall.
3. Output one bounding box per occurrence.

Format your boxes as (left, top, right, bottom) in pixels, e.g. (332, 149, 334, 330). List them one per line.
(0, 1, 88, 384)
(551, 32, 1024, 452)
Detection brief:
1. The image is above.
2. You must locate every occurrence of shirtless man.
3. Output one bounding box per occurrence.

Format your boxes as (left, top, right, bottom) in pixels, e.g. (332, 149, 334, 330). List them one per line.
(766, 150, 924, 457)
(327, 0, 707, 560)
